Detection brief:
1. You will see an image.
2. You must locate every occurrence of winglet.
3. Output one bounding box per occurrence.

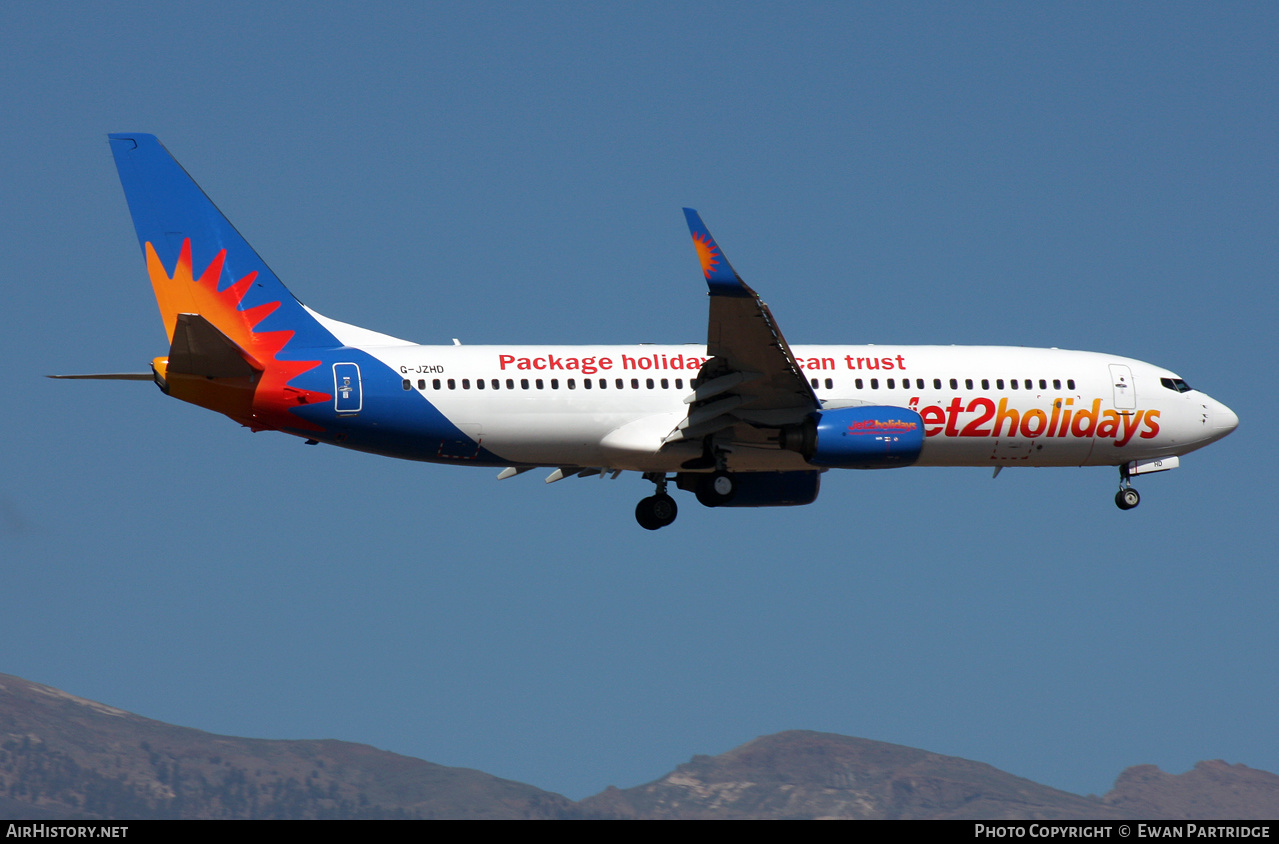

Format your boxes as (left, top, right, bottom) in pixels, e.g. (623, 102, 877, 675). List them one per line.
(683, 208, 753, 298)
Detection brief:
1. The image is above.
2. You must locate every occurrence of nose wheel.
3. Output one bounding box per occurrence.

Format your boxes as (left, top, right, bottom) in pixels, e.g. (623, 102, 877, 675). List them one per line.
(1115, 466, 1140, 510)
(1115, 487, 1140, 510)
(636, 473, 678, 530)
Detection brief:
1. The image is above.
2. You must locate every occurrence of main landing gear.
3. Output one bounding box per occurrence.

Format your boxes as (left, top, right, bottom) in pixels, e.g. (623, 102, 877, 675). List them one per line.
(636, 473, 678, 530)
(694, 470, 737, 508)
(634, 469, 744, 529)
(1115, 466, 1141, 511)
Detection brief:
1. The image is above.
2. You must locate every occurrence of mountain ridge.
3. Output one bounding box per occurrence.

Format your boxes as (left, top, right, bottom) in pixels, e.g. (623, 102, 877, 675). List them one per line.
(2, 672, 1274, 819)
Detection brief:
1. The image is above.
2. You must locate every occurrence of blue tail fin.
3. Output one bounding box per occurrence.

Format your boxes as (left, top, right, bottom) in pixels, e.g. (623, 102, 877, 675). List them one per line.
(108, 133, 337, 350)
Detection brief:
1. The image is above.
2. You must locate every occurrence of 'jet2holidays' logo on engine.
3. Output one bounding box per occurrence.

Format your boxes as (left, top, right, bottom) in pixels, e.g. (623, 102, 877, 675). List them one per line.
(909, 397, 1160, 447)
(846, 419, 920, 435)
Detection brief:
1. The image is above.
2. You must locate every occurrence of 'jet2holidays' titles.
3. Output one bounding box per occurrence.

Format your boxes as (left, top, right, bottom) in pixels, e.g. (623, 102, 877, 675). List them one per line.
(911, 397, 1159, 446)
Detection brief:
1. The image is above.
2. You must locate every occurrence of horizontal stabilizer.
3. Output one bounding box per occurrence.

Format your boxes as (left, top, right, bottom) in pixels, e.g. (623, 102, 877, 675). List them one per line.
(167, 313, 261, 378)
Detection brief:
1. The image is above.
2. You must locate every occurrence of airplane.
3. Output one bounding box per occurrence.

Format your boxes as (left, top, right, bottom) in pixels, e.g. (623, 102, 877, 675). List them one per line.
(59, 133, 1238, 530)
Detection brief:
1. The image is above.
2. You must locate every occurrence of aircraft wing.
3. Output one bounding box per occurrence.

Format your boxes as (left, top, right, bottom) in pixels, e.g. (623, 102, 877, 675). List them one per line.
(666, 210, 819, 445)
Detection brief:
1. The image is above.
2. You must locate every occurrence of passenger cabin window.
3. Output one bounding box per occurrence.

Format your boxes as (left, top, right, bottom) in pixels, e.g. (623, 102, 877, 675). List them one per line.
(825, 378, 833, 389)
(934, 378, 942, 389)
(981, 379, 989, 390)
(1067, 379, 1075, 390)
(1053, 379, 1061, 390)
(950, 378, 958, 390)
(402, 379, 411, 390)
(965, 379, 973, 390)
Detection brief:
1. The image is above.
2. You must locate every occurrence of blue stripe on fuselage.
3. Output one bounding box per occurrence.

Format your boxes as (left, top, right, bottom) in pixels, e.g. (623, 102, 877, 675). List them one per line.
(285, 349, 507, 465)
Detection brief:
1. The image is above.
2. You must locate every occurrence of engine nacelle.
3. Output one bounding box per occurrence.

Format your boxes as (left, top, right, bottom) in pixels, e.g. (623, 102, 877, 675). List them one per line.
(782, 406, 924, 469)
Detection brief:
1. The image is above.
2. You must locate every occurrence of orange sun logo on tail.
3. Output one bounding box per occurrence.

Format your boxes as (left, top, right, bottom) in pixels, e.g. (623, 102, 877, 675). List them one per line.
(691, 231, 721, 280)
(146, 240, 330, 431)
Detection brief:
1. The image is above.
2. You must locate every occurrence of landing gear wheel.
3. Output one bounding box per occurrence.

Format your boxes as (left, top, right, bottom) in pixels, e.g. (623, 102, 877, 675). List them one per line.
(650, 493, 677, 527)
(636, 493, 678, 530)
(695, 471, 737, 508)
(1115, 488, 1140, 510)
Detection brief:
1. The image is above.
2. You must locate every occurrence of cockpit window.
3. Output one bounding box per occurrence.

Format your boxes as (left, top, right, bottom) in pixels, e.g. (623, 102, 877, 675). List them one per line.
(1161, 377, 1193, 393)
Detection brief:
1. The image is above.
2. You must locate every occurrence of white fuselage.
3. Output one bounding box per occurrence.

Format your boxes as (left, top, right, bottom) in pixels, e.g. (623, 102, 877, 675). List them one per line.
(357, 342, 1237, 473)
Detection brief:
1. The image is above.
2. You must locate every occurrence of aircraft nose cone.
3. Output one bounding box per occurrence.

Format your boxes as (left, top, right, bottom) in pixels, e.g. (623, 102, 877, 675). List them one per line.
(1215, 401, 1239, 434)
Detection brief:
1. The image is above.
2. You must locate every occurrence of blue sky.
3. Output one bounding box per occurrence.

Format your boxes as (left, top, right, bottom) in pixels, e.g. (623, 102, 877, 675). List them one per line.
(2, 2, 1276, 801)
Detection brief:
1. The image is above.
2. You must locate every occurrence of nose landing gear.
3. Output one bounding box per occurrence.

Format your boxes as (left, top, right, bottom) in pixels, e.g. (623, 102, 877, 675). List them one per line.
(1115, 466, 1140, 510)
